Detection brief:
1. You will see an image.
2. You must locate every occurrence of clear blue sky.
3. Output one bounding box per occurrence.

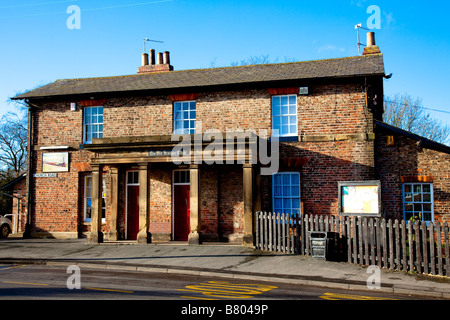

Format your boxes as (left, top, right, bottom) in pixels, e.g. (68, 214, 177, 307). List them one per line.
(1, 0, 450, 128)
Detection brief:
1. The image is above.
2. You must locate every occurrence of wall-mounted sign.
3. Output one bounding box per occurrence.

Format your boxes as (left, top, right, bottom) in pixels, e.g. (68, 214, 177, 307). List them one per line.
(33, 173, 57, 178)
(338, 181, 381, 217)
(148, 149, 190, 157)
(42, 152, 69, 173)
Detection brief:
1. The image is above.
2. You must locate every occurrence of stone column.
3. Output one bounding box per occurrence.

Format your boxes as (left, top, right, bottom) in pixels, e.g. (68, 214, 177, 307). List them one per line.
(137, 163, 150, 243)
(88, 164, 103, 243)
(188, 164, 200, 245)
(108, 167, 119, 241)
(243, 164, 254, 246)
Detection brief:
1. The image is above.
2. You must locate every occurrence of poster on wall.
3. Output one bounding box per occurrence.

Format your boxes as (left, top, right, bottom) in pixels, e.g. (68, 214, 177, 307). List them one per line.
(338, 181, 381, 217)
(42, 152, 69, 173)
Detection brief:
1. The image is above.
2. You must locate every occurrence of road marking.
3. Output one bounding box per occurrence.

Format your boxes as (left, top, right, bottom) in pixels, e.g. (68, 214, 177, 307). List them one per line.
(178, 281, 278, 299)
(0, 265, 26, 271)
(3, 281, 49, 286)
(320, 292, 398, 300)
(181, 295, 218, 300)
(85, 287, 134, 294)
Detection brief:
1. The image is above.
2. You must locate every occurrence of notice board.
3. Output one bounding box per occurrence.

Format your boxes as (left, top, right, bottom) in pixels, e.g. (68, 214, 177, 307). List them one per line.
(338, 181, 381, 217)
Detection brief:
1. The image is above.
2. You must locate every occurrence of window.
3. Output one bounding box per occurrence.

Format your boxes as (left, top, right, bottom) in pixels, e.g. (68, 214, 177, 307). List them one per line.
(84, 106, 103, 144)
(174, 101, 196, 134)
(272, 172, 301, 216)
(127, 171, 139, 185)
(272, 95, 297, 137)
(84, 175, 106, 222)
(403, 183, 434, 222)
(173, 170, 190, 184)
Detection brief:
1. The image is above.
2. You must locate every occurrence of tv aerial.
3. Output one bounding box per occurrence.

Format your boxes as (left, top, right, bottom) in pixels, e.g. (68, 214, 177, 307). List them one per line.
(355, 24, 369, 55)
(143, 37, 164, 53)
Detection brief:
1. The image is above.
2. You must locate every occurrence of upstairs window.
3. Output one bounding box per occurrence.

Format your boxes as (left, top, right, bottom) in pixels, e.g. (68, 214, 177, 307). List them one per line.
(272, 95, 297, 137)
(174, 101, 196, 134)
(84, 106, 103, 144)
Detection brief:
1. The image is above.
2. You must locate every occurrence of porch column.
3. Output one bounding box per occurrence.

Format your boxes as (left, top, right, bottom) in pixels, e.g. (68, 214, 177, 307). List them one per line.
(88, 164, 103, 243)
(243, 164, 254, 246)
(137, 163, 150, 243)
(189, 164, 200, 245)
(108, 166, 119, 241)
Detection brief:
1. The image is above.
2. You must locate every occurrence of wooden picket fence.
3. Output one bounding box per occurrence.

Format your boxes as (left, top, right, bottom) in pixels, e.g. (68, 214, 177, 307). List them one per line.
(255, 212, 450, 277)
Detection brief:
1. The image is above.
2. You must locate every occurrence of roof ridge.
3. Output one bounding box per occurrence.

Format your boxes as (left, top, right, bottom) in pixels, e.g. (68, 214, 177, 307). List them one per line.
(53, 54, 382, 82)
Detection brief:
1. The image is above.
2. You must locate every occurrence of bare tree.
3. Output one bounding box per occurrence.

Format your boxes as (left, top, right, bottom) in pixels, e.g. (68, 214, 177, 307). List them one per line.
(383, 94, 450, 145)
(0, 112, 27, 177)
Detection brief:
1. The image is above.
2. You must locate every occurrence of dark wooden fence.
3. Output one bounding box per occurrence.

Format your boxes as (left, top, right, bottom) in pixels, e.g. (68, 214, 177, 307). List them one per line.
(255, 212, 450, 277)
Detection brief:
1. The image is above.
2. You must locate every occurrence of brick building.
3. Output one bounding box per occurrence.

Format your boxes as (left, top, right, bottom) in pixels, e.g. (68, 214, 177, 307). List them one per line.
(12, 33, 450, 244)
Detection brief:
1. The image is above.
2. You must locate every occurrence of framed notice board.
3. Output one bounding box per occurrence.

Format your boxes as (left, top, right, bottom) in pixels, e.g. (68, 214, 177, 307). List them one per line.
(338, 181, 381, 217)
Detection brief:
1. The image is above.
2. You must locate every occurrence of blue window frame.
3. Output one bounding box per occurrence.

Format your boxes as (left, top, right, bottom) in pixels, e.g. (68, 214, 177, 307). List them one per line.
(174, 101, 196, 134)
(272, 95, 297, 137)
(402, 183, 434, 223)
(272, 172, 301, 216)
(84, 106, 103, 144)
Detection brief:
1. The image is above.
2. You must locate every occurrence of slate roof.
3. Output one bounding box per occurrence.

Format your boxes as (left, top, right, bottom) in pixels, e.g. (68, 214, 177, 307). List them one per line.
(13, 54, 385, 100)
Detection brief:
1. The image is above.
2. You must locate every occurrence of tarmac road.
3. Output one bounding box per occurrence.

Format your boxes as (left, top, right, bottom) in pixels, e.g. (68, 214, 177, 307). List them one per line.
(0, 264, 427, 301)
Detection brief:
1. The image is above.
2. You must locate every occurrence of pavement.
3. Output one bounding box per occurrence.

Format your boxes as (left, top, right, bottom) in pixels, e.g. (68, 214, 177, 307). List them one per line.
(0, 237, 449, 299)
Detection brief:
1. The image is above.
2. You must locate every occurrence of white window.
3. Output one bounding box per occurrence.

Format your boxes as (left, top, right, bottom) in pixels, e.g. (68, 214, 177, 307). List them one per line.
(272, 172, 301, 216)
(84, 106, 103, 144)
(174, 101, 196, 134)
(84, 175, 106, 222)
(272, 95, 297, 137)
(403, 183, 434, 222)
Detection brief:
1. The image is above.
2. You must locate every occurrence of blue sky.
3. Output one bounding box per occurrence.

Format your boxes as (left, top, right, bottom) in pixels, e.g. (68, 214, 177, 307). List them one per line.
(1, 0, 450, 128)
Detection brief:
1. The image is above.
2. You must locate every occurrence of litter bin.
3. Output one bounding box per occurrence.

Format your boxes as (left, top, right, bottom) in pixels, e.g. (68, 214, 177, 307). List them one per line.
(309, 231, 328, 259)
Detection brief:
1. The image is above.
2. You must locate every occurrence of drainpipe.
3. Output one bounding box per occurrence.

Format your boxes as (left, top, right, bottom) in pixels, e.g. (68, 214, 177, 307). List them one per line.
(24, 100, 35, 239)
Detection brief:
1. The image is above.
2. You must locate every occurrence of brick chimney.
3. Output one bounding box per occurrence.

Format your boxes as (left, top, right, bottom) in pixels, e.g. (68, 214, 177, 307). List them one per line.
(138, 49, 174, 73)
(363, 32, 381, 55)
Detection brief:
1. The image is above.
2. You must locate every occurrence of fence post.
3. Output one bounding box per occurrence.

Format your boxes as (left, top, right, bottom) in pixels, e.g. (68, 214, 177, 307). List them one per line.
(429, 222, 435, 275)
(408, 221, 414, 272)
(388, 219, 394, 270)
(422, 221, 428, 274)
(415, 221, 422, 273)
(375, 218, 382, 268)
(401, 220, 407, 271)
(381, 219, 387, 269)
(436, 222, 443, 276)
(444, 222, 449, 276)
(395, 219, 400, 270)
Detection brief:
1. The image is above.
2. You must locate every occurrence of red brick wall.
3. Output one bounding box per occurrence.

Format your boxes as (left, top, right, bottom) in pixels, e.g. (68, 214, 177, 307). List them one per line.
(29, 80, 374, 237)
(375, 127, 450, 224)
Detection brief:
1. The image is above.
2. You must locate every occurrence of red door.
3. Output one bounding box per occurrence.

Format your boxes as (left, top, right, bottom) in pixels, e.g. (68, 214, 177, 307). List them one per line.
(174, 185, 190, 241)
(127, 186, 139, 240)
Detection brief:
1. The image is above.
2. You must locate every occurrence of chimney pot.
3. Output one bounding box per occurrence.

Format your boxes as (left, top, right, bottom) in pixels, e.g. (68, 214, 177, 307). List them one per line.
(150, 49, 156, 65)
(367, 32, 376, 47)
(141, 53, 149, 67)
(157, 52, 164, 65)
(163, 51, 170, 65)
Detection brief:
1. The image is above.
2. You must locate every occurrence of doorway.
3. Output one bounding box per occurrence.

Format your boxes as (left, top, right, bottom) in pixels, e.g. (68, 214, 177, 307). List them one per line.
(126, 171, 139, 240)
(173, 170, 190, 241)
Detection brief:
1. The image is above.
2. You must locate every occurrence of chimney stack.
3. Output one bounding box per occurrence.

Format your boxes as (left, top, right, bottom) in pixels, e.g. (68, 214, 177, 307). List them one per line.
(138, 49, 174, 74)
(363, 32, 381, 55)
